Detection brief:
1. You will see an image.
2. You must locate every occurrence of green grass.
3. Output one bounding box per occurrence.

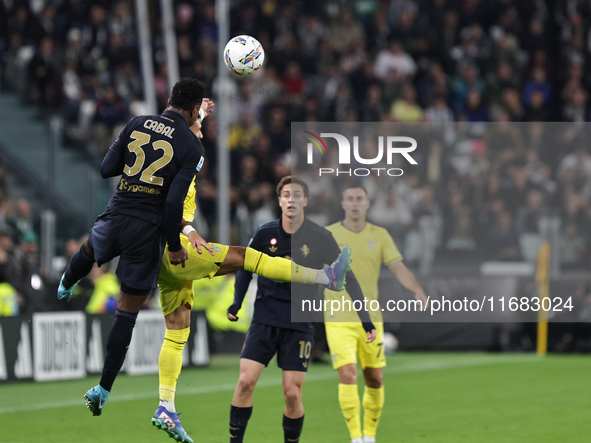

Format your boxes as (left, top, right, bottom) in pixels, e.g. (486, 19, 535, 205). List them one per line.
(1, 353, 590, 442)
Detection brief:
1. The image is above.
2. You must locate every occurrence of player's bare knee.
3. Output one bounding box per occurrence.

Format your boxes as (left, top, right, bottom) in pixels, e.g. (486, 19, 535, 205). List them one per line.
(283, 387, 301, 407)
(364, 370, 383, 388)
(237, 374, 257, 394)
(339, 364, 357, 384)
(365, 377, 383, 389)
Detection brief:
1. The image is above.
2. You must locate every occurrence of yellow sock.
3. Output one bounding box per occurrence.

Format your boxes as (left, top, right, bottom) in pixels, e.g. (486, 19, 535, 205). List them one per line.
(362, 386, 385, 438)
(244, 247, 317, 284)
(158, 328, 190, 401)
(338, 383, 362, 439)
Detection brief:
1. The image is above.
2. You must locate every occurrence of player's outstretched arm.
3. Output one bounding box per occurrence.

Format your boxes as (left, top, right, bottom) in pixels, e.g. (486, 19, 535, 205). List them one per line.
(388, 260, 428, 310)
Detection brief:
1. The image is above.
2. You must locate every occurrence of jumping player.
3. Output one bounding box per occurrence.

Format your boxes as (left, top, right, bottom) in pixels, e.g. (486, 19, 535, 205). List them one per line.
(57, 78, 206, 417)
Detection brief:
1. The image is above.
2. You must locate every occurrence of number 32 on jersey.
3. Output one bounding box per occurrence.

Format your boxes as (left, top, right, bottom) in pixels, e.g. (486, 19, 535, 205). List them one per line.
(125, 130, 173, 186)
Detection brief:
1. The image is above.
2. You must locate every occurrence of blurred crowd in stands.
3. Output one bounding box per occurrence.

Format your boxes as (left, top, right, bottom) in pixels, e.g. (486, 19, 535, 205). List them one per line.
(2, 0, 591, 316)
(0, 163, 45, 315)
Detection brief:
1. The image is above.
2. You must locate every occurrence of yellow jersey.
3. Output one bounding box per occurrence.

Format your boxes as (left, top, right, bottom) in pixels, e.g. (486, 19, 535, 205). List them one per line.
(183, 176, 197, 222)
(324, 222, 402, 322)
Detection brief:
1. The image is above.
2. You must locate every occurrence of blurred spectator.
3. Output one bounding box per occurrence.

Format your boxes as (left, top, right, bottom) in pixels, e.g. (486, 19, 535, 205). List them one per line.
(425, 94, 454, 124)
(487, 211, 521, 261)
(360, 84, 387, 122)
(523, 89, 548, 121)
(390, 85, 423, 122)
(451, 63, 485, 114)
(325, 84, 358, 122)
(373, 40, 416, 83)
(562, 87, 588, 122)
(500, 88, 524, 121)
(368, 188, 413, 241)
(515, 189, 544, 234)
(85, 264, 119, 314)
(27, 35, 58, 107)
(91, 85, 129, 156)
(13, 199, 34, 243)
(328, 8, 365, 55)
(463, 90, 489, 122)
(522, 66, 551, 109)
(281, 62, 306, 96)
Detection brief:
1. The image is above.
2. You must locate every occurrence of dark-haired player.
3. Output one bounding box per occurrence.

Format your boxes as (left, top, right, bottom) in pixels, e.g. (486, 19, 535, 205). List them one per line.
(226, 176, 377, 443)
(57, 78, 207, 417)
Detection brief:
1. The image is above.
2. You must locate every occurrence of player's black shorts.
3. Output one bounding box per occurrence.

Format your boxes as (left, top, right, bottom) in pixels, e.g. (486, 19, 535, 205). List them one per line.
(241, 322, 314, 372)
(87, 208, 165, 295)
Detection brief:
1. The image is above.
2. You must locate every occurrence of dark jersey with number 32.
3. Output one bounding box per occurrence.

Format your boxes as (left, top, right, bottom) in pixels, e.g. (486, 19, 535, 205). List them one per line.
(100, 109, 204, 250)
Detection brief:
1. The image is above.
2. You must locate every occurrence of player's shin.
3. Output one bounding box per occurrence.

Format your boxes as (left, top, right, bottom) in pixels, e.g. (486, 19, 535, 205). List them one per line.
(158, 327, 190, 412)
(283, 414, 304, 443)
(229, 405, 252, 443)
(339, 383, 363, 440)
(362, 386, 384, 438)
(100, 310, 139, 391)
(243, 247, 326, 285)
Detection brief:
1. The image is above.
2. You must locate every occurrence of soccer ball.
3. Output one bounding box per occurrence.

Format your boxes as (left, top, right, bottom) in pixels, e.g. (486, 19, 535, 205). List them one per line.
(383, 332, 399, 354)
(223, 35, 265, 76)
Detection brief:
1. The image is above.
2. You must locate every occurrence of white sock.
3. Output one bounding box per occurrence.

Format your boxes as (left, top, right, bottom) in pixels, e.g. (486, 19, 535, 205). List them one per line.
(315, 269, 329, 285)
(159, 399, 176, 412)
(351, 438, 364, 443)
(363, 437, 376, 443)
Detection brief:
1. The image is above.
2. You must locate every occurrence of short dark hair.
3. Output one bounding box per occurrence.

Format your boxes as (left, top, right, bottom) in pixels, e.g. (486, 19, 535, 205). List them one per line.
(341, 183, 368, 199)
(170, 77, 205, 111)
(276, 175, 309, 198)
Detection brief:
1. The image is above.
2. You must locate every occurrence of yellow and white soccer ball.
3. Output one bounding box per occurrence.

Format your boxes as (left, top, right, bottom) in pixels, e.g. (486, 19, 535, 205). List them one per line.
(223, 35, 265, 76)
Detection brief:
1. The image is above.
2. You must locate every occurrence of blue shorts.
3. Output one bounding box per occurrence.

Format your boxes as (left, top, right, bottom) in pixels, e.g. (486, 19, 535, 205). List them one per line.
(241, 322, 314, 372)
(87, 209, 165, 295)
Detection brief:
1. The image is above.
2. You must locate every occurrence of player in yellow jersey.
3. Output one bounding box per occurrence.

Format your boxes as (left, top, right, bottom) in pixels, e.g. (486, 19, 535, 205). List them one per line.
(324, 185, 427, 443)
(151, 112, 353, 443)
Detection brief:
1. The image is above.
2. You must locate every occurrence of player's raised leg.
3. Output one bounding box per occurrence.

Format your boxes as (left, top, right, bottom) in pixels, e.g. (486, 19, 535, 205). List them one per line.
(282, 371, 306, 443)
(215, 245, 352, 291)
(152, 294, 193, 443)
(229, 358, 266, 442)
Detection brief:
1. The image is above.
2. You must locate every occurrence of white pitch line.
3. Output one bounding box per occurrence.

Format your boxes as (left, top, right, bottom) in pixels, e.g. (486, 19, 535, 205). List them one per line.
(0, 355, 539, 414)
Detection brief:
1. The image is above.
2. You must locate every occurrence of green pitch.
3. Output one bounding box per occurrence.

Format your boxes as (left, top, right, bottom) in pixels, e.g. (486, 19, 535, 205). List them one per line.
(1, 353, 590, 442)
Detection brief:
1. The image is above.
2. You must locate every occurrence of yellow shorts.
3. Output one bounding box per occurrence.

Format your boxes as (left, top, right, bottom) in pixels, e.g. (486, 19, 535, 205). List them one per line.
(325, 322, 385, 370)
(158, 236, 229, 316)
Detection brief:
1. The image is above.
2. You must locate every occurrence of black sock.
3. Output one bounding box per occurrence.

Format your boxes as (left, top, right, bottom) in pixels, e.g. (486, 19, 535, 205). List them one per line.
(229, 405, 252, 442)
(99, 309, 138, 392)
(283, 414, 304, 443)
(63, 244, 94, 288)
